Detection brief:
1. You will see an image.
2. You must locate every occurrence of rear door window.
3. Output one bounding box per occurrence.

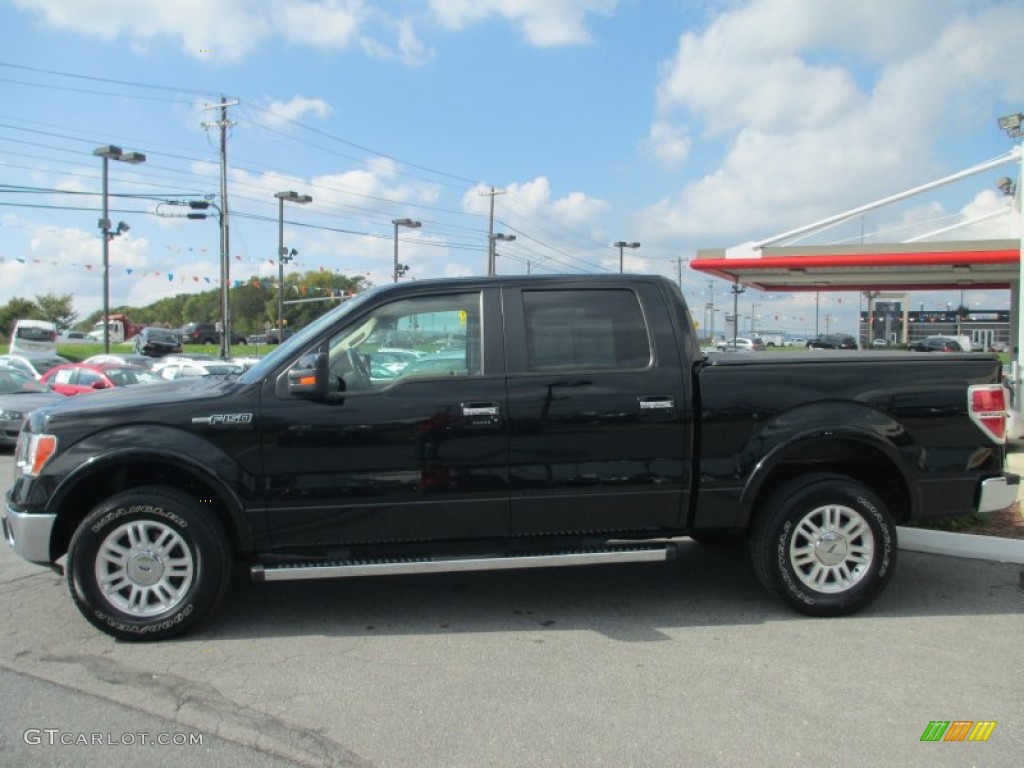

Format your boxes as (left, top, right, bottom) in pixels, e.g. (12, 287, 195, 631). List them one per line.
(521, 289, 651, 372)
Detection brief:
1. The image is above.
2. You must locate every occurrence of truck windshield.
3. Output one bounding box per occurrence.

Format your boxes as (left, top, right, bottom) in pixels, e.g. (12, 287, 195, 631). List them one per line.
(238, 285, 387, 384)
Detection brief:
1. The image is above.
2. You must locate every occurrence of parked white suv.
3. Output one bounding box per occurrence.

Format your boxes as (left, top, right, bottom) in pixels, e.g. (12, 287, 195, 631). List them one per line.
(9, 319, 58, 355)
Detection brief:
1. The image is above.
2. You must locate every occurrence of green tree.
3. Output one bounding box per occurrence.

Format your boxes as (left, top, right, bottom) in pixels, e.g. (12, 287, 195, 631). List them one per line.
(46, 270, 371, 342)
(0, 297, 40, 338)
(34, 293, 78, 332)
(230, 281, 268, 335)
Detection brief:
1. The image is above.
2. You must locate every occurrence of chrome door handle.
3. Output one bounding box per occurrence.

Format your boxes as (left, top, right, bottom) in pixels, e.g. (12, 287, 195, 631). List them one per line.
(461, 402, 501, 427)
(639, 396, 675, 411)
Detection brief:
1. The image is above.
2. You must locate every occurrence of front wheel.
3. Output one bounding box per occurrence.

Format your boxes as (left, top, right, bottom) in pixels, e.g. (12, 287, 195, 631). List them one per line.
(66, 487, 232, 641)
(750, 473, 896, 616)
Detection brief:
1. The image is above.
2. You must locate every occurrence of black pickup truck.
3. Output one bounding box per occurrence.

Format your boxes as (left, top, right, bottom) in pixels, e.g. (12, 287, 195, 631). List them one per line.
(3, 274, 1017, 639)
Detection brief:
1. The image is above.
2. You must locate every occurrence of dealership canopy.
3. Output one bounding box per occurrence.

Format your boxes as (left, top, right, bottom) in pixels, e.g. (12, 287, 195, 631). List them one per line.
(690, 239, 1020, 292)
(690, 147, 1021, 294)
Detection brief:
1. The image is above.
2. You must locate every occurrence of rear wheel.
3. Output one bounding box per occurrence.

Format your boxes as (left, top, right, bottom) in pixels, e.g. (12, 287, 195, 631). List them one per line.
(66, 486, 232, 641)
(750, 473, 896, 616)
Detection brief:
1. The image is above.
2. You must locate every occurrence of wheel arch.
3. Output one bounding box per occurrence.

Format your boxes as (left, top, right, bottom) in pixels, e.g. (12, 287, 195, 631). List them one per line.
(739, 429, 916, 531)
(47, 446, 254, 562)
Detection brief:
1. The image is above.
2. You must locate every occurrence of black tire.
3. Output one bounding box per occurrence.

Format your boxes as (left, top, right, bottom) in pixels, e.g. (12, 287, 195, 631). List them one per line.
(66, 486, 232, 641)
(749, 473, 896, 617)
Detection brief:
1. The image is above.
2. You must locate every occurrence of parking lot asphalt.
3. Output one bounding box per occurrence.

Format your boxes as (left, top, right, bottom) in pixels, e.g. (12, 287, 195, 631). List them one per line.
(0, 447, 1021, 767)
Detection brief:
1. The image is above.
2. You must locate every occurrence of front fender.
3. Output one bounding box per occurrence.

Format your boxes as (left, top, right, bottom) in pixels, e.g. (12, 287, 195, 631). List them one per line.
(42, 425, 259, 552)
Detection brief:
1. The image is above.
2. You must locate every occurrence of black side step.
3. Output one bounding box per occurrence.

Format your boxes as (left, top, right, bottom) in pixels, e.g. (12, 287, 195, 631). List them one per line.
(251, 543, 675, 582)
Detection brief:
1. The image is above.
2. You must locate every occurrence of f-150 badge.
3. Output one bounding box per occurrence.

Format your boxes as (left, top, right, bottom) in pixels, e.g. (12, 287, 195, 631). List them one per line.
(191, 413, 254, 426)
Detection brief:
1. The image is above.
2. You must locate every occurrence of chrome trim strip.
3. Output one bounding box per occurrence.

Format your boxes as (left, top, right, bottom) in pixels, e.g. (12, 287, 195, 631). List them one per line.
(3, 502, 55, 564)
(253, 546, 670, 582)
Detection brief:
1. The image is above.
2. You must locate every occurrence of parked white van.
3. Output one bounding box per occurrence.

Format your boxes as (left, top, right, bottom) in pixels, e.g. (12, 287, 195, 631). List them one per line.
(9, 319, 58, 355)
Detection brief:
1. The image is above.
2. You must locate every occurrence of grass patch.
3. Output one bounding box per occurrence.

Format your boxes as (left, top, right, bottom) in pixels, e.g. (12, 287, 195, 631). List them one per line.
(903, 513, 987, 533)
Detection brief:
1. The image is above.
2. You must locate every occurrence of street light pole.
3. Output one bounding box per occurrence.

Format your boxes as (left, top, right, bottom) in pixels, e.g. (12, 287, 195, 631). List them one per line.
(392, 218, 422, 282)
(707, 280, 715, 341)
(93, 145, 145, 354)
(614, 241, 640, 273)
(996, 112, 1024, 417)
(730, 281, 745, 346)
(275, 191, 312, 340)
(489, 233, 516, 274)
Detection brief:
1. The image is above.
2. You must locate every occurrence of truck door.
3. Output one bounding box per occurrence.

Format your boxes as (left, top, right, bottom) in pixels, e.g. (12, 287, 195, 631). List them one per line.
(504, 282, 693, 536)
(259, 287, 510, 549)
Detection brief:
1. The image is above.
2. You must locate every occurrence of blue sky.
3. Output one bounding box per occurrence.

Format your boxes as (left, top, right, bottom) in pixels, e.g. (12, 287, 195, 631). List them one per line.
(1, 0, 1022, 336)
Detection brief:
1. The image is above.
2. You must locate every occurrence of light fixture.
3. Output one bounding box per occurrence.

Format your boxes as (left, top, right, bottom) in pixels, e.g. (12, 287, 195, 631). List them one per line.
(997, 112, 1023, 138)
(488, 233, 516, 275)
(613, 241, 641, 273)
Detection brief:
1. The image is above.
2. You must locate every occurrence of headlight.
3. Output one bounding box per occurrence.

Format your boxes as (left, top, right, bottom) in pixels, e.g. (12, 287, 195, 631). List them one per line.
(0, 410, 25, 420)
(15, 432, 58, 477)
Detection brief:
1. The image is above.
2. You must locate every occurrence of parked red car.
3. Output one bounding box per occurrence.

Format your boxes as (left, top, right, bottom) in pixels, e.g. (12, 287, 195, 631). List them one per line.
(41, 363, 162, 396)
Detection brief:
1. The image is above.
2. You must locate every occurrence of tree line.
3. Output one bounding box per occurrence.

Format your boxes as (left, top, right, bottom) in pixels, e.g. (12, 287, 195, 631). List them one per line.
(1, 269, 371, 338)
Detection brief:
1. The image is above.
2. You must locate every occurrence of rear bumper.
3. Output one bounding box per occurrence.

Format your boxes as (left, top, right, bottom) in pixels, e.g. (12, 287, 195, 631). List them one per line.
(978, 473, 1019, 514)
(2, 500, 55, 564)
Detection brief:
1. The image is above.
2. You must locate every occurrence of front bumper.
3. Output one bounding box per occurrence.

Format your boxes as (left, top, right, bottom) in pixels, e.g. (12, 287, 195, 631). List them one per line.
(978, 473, 1020, 514)
(2, 500, 55, 564)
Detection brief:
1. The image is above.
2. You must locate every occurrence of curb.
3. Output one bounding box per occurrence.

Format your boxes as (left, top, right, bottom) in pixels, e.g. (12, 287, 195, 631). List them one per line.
(897, 526, 1024, 564)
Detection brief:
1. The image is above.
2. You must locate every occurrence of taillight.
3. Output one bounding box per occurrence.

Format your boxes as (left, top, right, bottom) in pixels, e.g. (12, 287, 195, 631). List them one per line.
(968, 384, 1007, 443)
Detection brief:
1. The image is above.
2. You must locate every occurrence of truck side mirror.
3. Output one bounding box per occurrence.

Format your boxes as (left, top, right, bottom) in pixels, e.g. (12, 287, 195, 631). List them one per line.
(287, 353, 328, 397)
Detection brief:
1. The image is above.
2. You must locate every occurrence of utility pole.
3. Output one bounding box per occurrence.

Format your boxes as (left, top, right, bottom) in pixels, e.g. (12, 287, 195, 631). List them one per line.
(479, 187, 506, 275)
(671, 257, 688, 290)
(202, 96, 238, 359)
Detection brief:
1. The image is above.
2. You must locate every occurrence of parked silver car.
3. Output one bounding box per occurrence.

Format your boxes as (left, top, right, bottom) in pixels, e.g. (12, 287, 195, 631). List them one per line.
(0, 365, 66, 445)
(716, 337, 766, 351)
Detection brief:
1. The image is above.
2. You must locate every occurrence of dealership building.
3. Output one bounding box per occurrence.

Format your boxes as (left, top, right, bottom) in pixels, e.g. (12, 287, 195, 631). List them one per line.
(860, 301, 1011, 350)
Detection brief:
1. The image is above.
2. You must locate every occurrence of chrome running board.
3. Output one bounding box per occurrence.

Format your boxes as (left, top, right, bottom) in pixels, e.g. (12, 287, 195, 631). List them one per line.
(251, 544, 674, 582)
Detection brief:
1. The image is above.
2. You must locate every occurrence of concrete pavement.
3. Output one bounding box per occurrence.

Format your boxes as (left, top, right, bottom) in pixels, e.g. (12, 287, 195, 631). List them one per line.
(897, 447, 1024, 563)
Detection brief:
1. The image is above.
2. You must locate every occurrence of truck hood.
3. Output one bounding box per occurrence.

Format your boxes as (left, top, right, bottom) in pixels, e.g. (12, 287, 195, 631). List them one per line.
(28, 377, 248, 436)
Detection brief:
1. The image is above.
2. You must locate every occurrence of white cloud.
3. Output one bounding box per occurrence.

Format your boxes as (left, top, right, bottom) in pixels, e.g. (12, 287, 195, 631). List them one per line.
(898, 189, 1020, 242)
(276, 0, 365, 49)
(361, 16, 436, 66)
(644, 121, 691, 168)
(642, 0, 1024, 246)
(310, 158, 442, 211)
(259, 96, 334, 131)
(460, 178, 611, 273)
(428, 0, 618, 46)
(462, 177, 609, 230)
(11, 0, 366, 60)
(2, 223, 187, 318)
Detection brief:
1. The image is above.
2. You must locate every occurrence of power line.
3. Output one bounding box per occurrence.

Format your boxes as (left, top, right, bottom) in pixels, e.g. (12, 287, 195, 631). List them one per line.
(0, 63, 621, 277)
(0, 60, 220, 97)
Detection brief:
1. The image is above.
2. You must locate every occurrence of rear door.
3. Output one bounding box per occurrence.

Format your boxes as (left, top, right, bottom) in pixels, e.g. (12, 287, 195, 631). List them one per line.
(504, 280, 694, 536)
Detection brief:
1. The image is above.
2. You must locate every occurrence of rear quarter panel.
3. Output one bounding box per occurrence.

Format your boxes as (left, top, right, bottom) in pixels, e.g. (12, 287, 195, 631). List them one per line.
(692, 351, 1005, 528)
